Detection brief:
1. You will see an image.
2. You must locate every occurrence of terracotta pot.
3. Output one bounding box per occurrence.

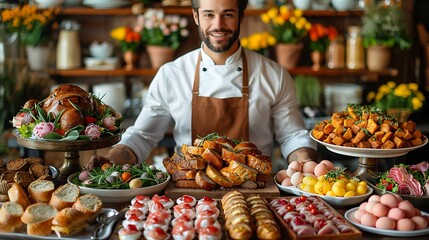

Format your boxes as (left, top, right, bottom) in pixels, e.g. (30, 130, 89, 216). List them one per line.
(366, 45, 391, 71)
(146, 45, 175, 69)
(123, 51, 138, 70)
(275, 43, 303, 69)
(311, 51, 324, 70)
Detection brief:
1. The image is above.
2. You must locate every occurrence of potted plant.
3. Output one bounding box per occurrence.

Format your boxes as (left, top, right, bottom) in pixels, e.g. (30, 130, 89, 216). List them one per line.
(260, 5, 311, 69)
(366, 81, 425, 122)
(1, 3, 60, 70)
(136, 9, 189, 69)
(308, 23, 338, 70)
(240, 31, 276, 57)
(110, 26, 142, 70)
(361, 2, 411, 70)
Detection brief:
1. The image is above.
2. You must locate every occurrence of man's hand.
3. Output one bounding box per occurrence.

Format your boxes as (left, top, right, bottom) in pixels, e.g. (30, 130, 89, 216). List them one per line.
(85, 155, 111, 170)
(287, 147, 318, 164)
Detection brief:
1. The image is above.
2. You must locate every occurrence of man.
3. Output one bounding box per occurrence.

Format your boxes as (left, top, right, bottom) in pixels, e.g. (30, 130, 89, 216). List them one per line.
(91, 0, 317, 167)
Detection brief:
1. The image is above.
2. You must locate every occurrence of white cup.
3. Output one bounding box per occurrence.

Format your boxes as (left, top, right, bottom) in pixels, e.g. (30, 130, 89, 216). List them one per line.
(92, 83, 126, 114)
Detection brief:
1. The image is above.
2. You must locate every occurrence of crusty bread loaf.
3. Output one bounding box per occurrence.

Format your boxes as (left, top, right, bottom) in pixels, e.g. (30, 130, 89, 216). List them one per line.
(201, 148, 224, 170)
(206, 165, 233, 188)
(227, 160, 258, 183)
(49, 183, 80, 211)
(233, 141, 258, 152)
(175, 179, 204, 189)
(177, 157, 206, 170)
(171, 169, 198, 181)
(29, 164, 49, 178)
(21, 203, 58, 236)
(222, 148, 246, 164)
(246, 155, 272, 175)
(0, 170, 16, 183)
(0, 222, 16, 232)
(72, 194, 103, 222)
(0, 201, 24, 228)
(6, 158, 29, 172)
(28, 180, 55, 203)
(195, 171, 216, 190)
(14, 171, 36, 189)
(8, 182, 31, 210)
(220, 167, 244, 185)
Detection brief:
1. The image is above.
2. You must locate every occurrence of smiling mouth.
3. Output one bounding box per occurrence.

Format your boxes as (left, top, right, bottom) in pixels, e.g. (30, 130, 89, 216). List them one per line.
(209, 32, 230, 40)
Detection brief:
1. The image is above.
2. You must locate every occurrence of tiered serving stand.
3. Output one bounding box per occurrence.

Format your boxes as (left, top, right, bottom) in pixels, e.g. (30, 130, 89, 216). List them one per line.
(13, 129, 121, 183)
(310, 133, 428, 176)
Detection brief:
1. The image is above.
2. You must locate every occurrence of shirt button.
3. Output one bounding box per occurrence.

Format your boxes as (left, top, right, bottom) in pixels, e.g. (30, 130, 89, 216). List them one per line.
(202, 67, 207, 71)
(237, 67, 242, 71)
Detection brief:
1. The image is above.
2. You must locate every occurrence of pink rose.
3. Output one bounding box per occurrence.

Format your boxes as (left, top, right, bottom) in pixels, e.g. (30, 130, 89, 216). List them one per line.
(85, 123, 101, 139)
(33, 122, 55, 139)
(102, 116, 116, 128)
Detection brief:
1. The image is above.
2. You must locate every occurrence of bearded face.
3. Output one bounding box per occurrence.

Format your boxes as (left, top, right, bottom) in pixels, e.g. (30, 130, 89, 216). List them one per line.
(197, 24, 241, 53)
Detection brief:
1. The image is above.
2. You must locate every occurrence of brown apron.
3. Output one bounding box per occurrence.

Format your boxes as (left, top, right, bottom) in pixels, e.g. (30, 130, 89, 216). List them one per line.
(191, 51, 249, 141)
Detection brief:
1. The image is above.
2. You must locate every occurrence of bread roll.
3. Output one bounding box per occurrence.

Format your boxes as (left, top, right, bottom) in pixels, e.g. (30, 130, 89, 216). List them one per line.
(21, 203, 58, 236)
(246, 154, 273, 175)
(201, 148, 224, 170)
(0, 201, 24, 228)
(52, 207, 89, 236)
(195, 171, 216, 190)
(49, 183, 80, 211)
(8, 182, 31, 209)
(72, 194, 103, 222)
(28, 179, 55, 203)
(206, 165, 233, 188)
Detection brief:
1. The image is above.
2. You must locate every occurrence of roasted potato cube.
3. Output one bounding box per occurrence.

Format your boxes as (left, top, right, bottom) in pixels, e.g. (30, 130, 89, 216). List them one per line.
(343, 128, 353, 141)
(332, 136, 345, 146)
(393, 136, 406, 148)
(343, 118, 355, 128)
(400, 121, 416, 132)
(312, 129, 326, 140)
(370, 140, 382, 149)
(379, 123, 391, 133)
(412, 130, 423, 139)
(333, 127, 345, 135)
(357, 141, 371, 148)
(331, 116, 344, 129)
(366, 119, 379, 135)
(357, 120, 368, 129)
(403, 130, 413, 140)
(394, 129, 406, 138)
(381, 140, 395, 149)
(323, 124, 334, 135)
(351, 124, 361, 135)
(373, 131, 386, 141)
(351, 131, 366, 145)
(410, 138, 423, 146)
(381, 131, 393, 143)
(324, 137, 333, 144)
(343, 142, 355, 147)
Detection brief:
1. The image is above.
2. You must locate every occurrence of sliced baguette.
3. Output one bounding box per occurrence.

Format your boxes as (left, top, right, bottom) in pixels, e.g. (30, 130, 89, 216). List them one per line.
(0, 201, 24, 227)
(28, 179, 55, 203)
(72, 194, 103, 223)
(49, 183, 80, 211)
(8, 182, 31, 210)
(52, 207, 89, 236)
(201, 148, 224, 170)
(21, 203, 58, 236)
(171, 169, 198, 181)
(195, 171, 216, 190)
(221, 148, 246, 164)
(206, 165, 233, 188)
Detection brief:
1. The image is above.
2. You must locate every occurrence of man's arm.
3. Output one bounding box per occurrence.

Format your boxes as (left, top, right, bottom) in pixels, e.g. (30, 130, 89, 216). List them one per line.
(287, 147, 318, 164)
(104, 144, 138, 165)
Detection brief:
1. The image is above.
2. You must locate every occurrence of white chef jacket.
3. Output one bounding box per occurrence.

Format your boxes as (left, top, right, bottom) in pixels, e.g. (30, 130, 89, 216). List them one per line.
(119, 46, 317, 162)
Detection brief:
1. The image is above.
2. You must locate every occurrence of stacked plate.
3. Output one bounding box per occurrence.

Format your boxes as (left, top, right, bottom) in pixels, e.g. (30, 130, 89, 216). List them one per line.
(83, 0, 130, 9)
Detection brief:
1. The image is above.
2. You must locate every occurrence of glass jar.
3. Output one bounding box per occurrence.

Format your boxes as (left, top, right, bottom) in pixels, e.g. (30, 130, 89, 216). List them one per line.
(326, 36, 345, 69)
(346, 26, 365, 70)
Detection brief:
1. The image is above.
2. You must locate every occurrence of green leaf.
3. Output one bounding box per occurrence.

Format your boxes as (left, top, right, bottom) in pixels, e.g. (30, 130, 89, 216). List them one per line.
(61, 130, 80, 141)
(77, 135, 91, 140)
(43, 132, 63, 139)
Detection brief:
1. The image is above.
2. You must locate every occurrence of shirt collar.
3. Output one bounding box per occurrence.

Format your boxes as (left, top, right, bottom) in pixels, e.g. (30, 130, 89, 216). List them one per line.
(200, 43, 243, 66)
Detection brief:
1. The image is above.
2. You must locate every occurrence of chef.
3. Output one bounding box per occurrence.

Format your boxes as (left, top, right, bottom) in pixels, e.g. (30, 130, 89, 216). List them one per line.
(90, 0, 317, 167)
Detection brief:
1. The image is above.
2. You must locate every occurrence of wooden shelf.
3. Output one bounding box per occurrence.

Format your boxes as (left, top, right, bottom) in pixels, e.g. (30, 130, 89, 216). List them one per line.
(48, 67, 397, 80)
(60, 6, 363, 17)
(288, 67, 398, 77)
(48, 68, 158, 77)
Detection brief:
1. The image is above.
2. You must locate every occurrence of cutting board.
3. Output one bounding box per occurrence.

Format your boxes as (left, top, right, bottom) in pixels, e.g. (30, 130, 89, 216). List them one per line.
(164, 175, 280, 200)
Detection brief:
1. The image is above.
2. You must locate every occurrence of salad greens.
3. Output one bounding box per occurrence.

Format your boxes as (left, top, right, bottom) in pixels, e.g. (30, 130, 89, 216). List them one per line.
(70, 162, 168, 189)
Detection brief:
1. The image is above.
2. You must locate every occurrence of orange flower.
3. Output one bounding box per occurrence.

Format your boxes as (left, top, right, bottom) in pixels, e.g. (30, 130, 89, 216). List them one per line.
(308, 23, 338, 52)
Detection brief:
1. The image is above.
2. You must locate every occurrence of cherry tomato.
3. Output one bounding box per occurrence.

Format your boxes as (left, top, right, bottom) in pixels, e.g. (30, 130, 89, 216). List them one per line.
(307, 203, 316, 210)
(300, 196, 307, 202)
(121, 171, 132, 182)
(310, 208, 318, 215)
(286, 204, 295, 211)
(101, 163, 112, 171)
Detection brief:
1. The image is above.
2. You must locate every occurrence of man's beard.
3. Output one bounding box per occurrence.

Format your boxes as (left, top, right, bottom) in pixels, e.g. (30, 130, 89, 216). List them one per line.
(198, 25, 240, 53)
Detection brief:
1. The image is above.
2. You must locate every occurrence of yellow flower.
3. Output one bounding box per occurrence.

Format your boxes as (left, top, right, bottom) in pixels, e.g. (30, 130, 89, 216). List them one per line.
(367, 91, 375, 102)
(110, 26, 127, 41)
(386, 81, 396, 89)
(412, 97, 423, 110)
(241, 32, 276, 52)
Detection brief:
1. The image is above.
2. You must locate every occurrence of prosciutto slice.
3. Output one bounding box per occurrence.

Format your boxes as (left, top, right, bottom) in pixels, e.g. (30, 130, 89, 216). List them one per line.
(388, 166, 423, 195)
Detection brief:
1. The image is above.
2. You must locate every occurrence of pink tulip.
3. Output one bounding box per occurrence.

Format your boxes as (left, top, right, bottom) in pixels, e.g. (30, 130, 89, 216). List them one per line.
(85, 123, 101, 139)
(33, 122, 55, 138)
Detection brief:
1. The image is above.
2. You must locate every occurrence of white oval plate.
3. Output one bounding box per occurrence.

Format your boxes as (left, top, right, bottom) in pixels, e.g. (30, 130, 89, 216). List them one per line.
(275, 179, 373, 206)
(310, 131, 428, 158)
(67, 173, 170, 204)
(345, 207, 429, 237)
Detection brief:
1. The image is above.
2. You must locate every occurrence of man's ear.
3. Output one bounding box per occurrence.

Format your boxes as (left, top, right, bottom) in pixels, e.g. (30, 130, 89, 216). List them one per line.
(192, 9, 199, 25)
